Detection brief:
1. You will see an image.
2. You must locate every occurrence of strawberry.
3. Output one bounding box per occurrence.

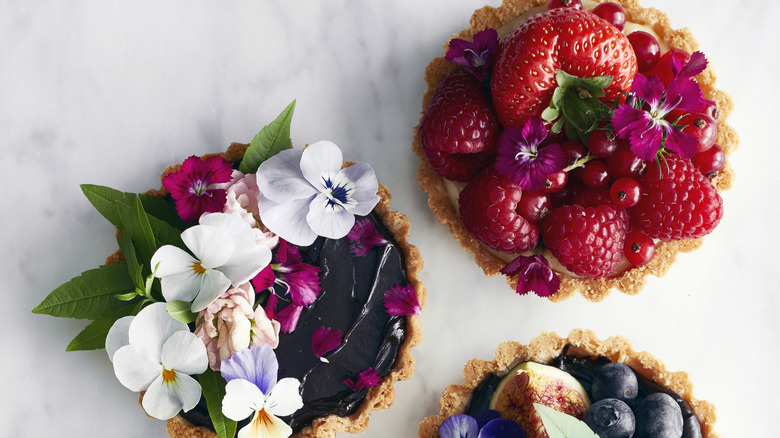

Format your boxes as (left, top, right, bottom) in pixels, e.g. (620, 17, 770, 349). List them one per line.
(542, 203, 629, 278)
(459, 168, 539, 254)
(419, 73, 499, 181)
(491, 8, 637, 128)
(633, 153, 723, 240)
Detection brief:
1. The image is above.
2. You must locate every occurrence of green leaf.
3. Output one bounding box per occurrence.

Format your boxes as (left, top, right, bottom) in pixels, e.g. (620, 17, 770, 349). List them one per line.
(541, 106, 560, 123)
(115, 196, 158, 265)
(534, 403, 599, 438)
(165, 301, 197, 324)
(65, 303, 141, 351)
(81, 185, 188, 231)
(239, 100, 296, 174)
(33, 263, 135, 319)
(200, 369, 237, 438)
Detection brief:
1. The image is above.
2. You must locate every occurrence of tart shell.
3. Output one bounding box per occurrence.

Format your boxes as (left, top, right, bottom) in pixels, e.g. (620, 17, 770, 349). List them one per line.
(417, 329, 719, 437)
(107, 142, 426, 438)
(412, 0, 738, 302)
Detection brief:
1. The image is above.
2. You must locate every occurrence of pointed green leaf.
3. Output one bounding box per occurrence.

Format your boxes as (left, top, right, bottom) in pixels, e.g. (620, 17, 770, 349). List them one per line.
(534, 403, 599, 438)
(33, 263, 135, 319)
(166, 300, 197, 324)
(81, 185, 188, 231)
(115, 292, 139, 301)
(239, 100, 296, 174)
(65, 303, 140, 351)
(115, 196, 157, 265)
(200, 369, 237, 438)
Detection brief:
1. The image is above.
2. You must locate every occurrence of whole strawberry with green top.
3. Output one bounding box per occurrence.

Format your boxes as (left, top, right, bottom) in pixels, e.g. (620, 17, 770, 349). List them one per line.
(491, 7, 637, 128)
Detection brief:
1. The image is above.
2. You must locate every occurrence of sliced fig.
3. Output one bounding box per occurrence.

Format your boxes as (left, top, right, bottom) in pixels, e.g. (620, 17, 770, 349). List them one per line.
(489, 361, 590, 438)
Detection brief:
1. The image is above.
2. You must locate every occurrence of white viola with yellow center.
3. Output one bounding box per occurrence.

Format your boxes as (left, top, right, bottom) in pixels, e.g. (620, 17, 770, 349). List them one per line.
(150, 212, 272, 312)
(105, 303, 209, 420)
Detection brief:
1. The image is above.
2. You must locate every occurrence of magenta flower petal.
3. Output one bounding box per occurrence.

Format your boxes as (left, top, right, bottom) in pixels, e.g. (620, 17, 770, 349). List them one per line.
(661, 77, 703, 114)
(495, 119, 565, 191)
(678, 51, 708, 79)
(665, 126, 700, 159)
(383, 283, 421, 316)
(263, 293, 279, 320)
(251, 265, 276, 292)
(282, 262, 320, 307)
(631, 74, 665, 108)
(343, 367, 380, 391)
(347, 219, 389, 257)
(312, 327, 342, 360)
(162, 155, 234, 221)
(501, 255, 560, 298)
(276, 303, 303, 333)
(445, 28, 498, 82)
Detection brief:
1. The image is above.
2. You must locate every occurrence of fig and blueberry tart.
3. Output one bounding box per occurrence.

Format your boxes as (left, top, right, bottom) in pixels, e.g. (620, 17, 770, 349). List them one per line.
(418, 330, 718, 438)
(33, 102, 425, 438)
(413, 0, 737, 301)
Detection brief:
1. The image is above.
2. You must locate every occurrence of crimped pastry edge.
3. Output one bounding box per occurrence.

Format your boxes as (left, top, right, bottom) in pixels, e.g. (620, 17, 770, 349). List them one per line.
(412, 0, 738, 302)
(107, 142, 426, 438)
(417, 329, 719, 438)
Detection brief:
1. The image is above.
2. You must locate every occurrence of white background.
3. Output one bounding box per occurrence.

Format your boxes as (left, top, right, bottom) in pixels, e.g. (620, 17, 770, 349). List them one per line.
(2, 0, 776, 436)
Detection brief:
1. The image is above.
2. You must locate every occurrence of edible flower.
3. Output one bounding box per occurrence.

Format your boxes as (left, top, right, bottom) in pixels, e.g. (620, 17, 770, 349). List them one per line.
(256, 140, 380, 247)
(382, 283, 421, 316)
(343, 367, 380, 391)
(494, 118, 566, 191)
(500, 254, 560, 298)
(151, 213, 272, 312)
(445, 28, 499, 82)
(612, 73, 702, 161)
(312, 326, 342, 362)
(347, 219, 388, 257)
(163, 155, 234, 222)
(439, 410, 526, 438)
(223, 170, 281, 249)
(221, 345, 303, 438)
(252, 240, 321, 308)
(105, 303, 208, 420)
(275, 302, 304, 334)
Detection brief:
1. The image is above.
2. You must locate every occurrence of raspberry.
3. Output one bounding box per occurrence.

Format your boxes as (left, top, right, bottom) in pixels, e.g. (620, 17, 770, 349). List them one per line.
(633, 154, 723, 240)
(459, 169, 539, 254)
(418, 73, 499, 181)
(542, 204, 629, 278)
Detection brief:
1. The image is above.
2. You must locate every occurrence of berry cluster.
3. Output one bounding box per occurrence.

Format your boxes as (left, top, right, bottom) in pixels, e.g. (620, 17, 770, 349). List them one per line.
(418, 1, 726, 290)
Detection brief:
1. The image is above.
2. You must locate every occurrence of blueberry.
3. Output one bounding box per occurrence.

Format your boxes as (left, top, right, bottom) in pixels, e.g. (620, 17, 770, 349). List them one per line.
(584, 398, 635, 438)
(634, 392, 684, 438)
(592, 362, 639, 403)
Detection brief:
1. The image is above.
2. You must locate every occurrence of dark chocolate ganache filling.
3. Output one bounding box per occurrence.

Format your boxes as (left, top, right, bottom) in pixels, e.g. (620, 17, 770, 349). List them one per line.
(180, 212, 408, 433)
(465, 345, 702, 438)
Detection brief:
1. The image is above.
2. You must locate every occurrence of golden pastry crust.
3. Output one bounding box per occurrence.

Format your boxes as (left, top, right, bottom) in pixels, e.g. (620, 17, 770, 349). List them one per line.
(118, 142, 426, 438)
(412, 0, 737, 302)
(417, 329, 719, 437)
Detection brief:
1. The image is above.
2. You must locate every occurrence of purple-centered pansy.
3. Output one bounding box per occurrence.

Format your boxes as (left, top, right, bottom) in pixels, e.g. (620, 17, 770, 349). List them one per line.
(312, 327, 342, 362)
(220, 345, 303, 438)
(501, 254, 560, 298)
(162, 155, 234, 222)
(445, 28, 499, 82)
(343, 367, 380, 391)
(495, 118, 566, 191)
(439, 411, 526, 438)
(346, 219, 388, 257)
(383, 283, 421, 316)
(612, 73, 702, 161)
(252, 239, 321, 308)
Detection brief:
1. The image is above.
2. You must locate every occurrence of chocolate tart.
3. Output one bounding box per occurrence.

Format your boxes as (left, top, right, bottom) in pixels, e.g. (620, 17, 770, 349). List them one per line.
(106, 142, 426, 438)
(417, 329, 719, 437)
(412, 0, 738, 301)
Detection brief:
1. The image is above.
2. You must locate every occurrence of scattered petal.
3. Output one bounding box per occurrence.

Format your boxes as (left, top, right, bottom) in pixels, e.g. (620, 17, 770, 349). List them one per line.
(276, 303, 304, 333)
(501, 255, 560, 298)
(347, 219, 388, 256)
(343, 367, 380, 391)
(383, 283, 421, 316)
(312, 327, 342, 360)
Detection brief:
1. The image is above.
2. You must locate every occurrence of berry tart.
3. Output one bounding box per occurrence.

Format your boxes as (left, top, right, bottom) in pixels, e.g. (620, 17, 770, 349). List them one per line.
(33, 103, 425, 438)
(413, 0, 737, 301)
(418, 330, 719, 438)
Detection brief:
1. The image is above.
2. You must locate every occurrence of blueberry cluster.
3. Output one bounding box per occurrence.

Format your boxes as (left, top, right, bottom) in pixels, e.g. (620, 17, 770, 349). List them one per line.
(583, 363, 690, 438)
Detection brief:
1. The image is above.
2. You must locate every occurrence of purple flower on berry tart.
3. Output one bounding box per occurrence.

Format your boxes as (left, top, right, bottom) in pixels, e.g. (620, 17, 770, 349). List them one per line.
(343, 367, 380, 391)
(383, 283, 421, 316)
(445, 28, 499, 82)
(311, 326, 342, 362)
(612, 73, 703, 161)
(494, 117, 566, 192)
(163, 155, 234, 222)
(347, 219, 388, 257)
(500, 254, 560, 298)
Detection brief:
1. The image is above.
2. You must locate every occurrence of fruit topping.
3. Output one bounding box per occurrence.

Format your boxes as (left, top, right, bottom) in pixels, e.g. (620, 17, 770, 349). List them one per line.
(584, 398, 636, 438)
(419, 73, 499, 181)
(591, 363, 638, 403)
(459, 168, 540, 254)
(691, 144, 725, 179)
(634, 153, 723, 240)
(489, 362, 590, 438)
(669, 111, 718, 154)
(589, 130, 619, 158)
(582, 160, 611, 189)
(592, 2, 626, 31)
(634, 393, 684, 438)
(542, 204, 629, 278)
(519, 192, 552, 223)
(609, 177, 641, 208)
(623, 229, 655, 267)
(548, 0, 582, 10)
(627, 31, 661, 73)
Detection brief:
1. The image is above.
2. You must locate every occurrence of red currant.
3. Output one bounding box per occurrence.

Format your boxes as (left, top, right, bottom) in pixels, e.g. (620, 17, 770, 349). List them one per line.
(561, 140, 587, 165)
(588, 129, 618, 158)
(518, 192, 552, 223)
(624, 229, 655, 266)
(592, 2, 626, 30)
(582, 160, 611, 189)
(543, 171, 568, 193)
(610, 177, 641, 208)
(667, 110, 717, 153)
(607, 142, 647, 179)
(627, 31, 661, 73)
(548, 0, 582, 9)
(691, 144, 725, 178)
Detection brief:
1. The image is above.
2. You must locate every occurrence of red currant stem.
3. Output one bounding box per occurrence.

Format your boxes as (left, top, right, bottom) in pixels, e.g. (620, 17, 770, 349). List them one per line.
(563, 154, 598, 172)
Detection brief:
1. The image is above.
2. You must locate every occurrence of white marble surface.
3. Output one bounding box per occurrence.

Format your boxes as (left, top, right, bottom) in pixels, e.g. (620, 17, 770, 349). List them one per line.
(2, 0, 776, 436)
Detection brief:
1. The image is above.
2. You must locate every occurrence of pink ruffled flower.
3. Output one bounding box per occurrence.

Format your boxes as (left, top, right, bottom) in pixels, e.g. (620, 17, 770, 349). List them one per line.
(194, 282, 280, 370)
(347, 220, 388, 257)
(163, 155, 234, 221)
(343, 367, 380, 391)
(500, 254, 560, 298)
(383, 283, 421, 316)
(223, 170, 280, 250)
